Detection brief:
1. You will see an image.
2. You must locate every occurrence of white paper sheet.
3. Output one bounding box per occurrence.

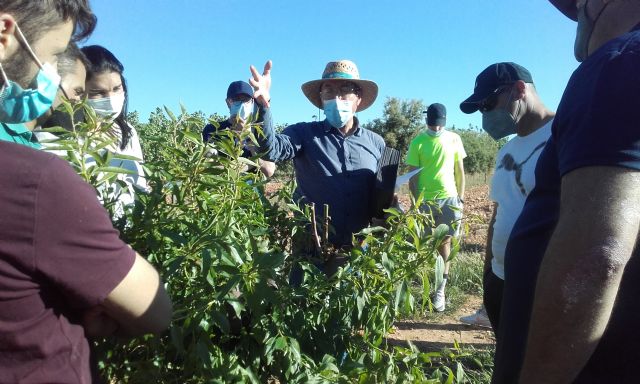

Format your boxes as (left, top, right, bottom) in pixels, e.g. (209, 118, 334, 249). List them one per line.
(394, 167, 423, 191)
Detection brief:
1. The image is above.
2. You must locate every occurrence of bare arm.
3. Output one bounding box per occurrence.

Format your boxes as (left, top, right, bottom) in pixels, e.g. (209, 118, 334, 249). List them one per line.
(408, 165, 420, 203)
(519, 166, 640, 383)
(454, 158, 465, 200)
(100, 253, 173, 336)
(484, 204, 497, 275)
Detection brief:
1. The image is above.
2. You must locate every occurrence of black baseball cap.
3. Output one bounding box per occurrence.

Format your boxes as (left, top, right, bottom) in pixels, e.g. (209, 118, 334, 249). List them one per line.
(460, 62, 534, 114)
(549, 0, 578, 21)
(426, 103, 446, 126)
(226, 81, 254, 99)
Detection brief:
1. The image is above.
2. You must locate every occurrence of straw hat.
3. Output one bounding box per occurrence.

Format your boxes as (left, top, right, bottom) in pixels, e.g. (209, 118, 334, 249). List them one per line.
(301, 60, 378, 112)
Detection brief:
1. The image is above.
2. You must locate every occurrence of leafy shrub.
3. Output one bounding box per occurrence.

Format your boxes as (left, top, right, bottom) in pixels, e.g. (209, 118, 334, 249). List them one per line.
(46, 101, 483, 383)
(452, 128, 505, 175)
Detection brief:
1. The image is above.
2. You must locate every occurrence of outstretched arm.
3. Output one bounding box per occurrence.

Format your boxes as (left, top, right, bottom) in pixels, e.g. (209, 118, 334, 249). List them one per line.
(519, 166, 640, 383)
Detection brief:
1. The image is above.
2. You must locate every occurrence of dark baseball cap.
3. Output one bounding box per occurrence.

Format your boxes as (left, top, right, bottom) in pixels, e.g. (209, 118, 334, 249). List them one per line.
(549, 0, 578, 21)
(460, 62, 533, 114)
(226, 81, 254, 99)
(426, 103, 446, 126)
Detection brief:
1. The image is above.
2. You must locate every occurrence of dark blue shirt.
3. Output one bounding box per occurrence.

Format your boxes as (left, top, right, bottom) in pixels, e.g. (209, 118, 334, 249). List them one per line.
(259, 109, 385, 246)
(493, 25, 640, 383)
(202, 120, 252, 159)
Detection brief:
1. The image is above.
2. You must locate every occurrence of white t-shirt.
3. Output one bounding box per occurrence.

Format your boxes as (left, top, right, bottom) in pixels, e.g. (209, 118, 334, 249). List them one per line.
(489, 120, 553, 279)
(36, 123, 147, 214)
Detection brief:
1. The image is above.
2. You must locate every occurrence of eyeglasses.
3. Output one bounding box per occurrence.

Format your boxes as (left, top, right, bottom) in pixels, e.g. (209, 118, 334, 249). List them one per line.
(229, 95, 252, 103)
(478, 86, 509, 113)
(319, 83, 360, 100)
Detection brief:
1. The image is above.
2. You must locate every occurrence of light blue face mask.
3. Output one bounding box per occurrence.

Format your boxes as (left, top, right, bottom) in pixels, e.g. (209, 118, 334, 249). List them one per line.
(229, 100, 254, 121)
(482, 88, 520, 140)
(0, 25, 61, 124)
(323, 98, 354, 128)
(426, 127, 443, 137)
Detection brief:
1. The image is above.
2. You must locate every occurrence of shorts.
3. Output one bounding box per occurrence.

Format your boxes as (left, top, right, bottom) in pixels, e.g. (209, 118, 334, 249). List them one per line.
(420, 196, 463, 237)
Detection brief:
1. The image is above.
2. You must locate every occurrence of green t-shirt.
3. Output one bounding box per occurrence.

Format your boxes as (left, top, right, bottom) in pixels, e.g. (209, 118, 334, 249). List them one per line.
(0, 122, 41, 149)
(405, 130, 466, 200)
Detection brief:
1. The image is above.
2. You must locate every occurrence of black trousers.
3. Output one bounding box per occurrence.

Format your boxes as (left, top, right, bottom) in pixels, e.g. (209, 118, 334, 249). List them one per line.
(483, 268, 504, 334)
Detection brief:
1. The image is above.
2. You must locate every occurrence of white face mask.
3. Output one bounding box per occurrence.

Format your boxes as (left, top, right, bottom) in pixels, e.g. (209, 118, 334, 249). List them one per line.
(87, 93, 125, 121)
(229, 100, 254, 122)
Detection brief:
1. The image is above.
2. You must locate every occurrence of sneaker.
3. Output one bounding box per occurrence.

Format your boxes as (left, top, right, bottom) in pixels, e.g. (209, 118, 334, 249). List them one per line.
(432, 289, 446, 312)
(459, 307, 491, 328)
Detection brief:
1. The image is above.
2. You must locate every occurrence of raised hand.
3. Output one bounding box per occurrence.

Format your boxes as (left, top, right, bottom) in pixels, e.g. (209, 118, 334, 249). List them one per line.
(249, 60, 272, 108)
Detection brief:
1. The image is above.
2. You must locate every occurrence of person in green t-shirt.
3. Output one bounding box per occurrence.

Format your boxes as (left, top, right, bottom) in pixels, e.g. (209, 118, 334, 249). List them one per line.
(406, 103, 466, 312)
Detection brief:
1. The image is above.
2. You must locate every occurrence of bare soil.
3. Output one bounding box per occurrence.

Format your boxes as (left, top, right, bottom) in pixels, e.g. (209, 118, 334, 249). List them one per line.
(391, 184, 495, 352)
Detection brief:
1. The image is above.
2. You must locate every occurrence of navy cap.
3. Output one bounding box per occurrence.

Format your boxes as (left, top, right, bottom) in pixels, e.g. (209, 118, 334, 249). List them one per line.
(549, 0, 578, 21)
(460, 62, 533, 114)
(426, 103, 446, 127)
(226, 81, 254, 99)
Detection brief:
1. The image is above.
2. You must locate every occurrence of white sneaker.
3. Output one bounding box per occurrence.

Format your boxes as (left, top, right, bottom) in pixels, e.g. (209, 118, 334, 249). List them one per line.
(459, 307, 491, 328)
(432, 289, 446, 312)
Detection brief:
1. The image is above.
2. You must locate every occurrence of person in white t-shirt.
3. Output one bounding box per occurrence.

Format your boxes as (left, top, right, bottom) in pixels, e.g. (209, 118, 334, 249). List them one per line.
(458, 62, 555, 331)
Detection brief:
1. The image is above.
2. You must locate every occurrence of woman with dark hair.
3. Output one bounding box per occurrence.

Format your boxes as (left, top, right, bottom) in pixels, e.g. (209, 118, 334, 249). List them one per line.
(81, 45, 138, 151)
(81, 44, 147, 210)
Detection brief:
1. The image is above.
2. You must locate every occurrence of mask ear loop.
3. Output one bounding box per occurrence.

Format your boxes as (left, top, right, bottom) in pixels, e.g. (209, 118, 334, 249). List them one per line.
(0, 62, 10, 95)
(14, 23, 45, 69)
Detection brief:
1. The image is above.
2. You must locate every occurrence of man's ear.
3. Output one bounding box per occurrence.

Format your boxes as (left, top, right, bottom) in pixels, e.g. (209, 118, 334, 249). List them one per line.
(514, 80, 527, 100)
(225, 98, 232, 108)
(0, 14, 17, 62)
(355, 96, 362, 110)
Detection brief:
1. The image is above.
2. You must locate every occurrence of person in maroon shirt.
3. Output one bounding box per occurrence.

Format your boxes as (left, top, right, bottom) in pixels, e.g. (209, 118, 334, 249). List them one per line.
(0, 2, 172, 383)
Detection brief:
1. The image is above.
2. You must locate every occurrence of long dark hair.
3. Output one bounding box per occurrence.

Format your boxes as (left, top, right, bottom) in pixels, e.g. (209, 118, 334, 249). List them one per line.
(81, 45, 131, 149)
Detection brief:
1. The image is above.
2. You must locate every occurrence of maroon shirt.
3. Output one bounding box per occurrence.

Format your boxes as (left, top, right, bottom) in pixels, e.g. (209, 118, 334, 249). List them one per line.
(0, 142, 135, 383)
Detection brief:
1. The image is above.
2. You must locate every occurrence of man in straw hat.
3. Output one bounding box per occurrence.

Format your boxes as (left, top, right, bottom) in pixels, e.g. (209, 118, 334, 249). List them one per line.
(491, 1, 640, 383)
(249, 59, 385, 248)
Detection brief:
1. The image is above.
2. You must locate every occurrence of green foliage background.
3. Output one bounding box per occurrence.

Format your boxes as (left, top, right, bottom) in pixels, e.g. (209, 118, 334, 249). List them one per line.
(363, 97, 503, 177)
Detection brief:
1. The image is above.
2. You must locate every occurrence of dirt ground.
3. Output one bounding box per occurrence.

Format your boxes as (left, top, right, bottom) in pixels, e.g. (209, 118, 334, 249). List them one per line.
(265, 182, 496, 352)
(390, 184, 495, 352)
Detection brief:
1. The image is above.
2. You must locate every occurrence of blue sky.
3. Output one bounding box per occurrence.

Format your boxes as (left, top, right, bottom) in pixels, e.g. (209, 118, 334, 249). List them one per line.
(86, 0, 578, 130)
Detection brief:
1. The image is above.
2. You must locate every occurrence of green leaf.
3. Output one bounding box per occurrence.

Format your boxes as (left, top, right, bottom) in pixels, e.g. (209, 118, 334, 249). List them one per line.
(356, 295, 365, 320)
(274, 336, 287, 351)
(227, 299, 245, 318)
(201, 249, 212, 276)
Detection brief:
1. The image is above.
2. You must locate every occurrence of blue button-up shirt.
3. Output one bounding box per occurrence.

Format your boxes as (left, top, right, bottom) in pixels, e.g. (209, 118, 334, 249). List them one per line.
(259, 108, 385, 246)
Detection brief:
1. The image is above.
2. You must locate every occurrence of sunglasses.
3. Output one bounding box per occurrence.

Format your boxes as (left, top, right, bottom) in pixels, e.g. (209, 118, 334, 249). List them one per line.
(478, 86, 510, 113)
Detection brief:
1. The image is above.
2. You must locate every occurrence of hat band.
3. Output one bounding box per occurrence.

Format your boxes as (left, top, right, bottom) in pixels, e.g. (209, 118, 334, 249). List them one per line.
(322, 72, 356, 80)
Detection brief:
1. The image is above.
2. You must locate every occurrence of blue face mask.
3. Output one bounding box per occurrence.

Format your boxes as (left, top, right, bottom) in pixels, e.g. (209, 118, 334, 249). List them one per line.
(481, 87, 521, 140)
(0, 25, 61, 124)
(229, 100, 254, 121)
(323, 98, 354, 128)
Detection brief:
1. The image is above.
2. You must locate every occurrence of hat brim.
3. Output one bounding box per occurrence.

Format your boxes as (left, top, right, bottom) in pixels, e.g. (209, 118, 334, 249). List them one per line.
(549, 0, 577, 21)
(459, 90, 491, 114)
(301, 79, 378, 112)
